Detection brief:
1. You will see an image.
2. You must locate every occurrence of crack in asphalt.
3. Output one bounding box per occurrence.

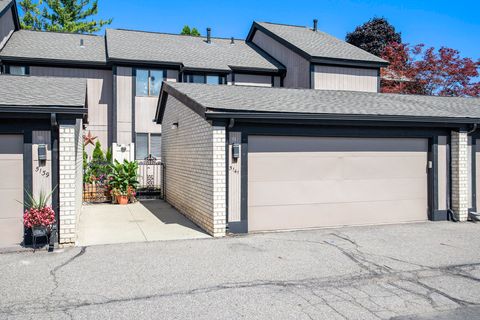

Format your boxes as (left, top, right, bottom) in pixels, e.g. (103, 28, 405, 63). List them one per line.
(50, 247, 87, 296)
(1, 234, 480, 319)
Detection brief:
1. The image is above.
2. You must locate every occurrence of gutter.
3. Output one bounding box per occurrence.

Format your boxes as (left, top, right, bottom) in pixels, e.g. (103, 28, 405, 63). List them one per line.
(0, 105, 88, 115)
(204, 111, 480, 125)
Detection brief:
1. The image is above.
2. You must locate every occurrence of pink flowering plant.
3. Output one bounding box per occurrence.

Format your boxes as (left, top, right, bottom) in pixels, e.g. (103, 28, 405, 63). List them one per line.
(19, 188, 56, 229)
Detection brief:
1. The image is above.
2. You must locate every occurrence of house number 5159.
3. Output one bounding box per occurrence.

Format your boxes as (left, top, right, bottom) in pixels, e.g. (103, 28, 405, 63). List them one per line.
(35, 166, 50, 178)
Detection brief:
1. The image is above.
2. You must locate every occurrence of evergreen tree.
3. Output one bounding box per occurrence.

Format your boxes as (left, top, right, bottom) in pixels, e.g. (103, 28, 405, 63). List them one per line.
(92, 141, 105, 162)
(18, 0, 112, 33)
(180, 25, 200, 36)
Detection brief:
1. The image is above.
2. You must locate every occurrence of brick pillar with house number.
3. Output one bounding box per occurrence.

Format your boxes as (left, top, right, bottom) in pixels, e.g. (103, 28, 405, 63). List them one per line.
(451, 130, 469, 221)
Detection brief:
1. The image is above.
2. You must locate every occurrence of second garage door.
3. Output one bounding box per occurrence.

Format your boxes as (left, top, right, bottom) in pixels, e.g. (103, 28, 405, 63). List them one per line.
(248, 136, 429, 232)
(0, 135, 24, 247)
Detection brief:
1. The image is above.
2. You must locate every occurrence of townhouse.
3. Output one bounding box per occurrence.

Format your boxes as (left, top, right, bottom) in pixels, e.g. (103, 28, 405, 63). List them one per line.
(0, 0, 479, 245)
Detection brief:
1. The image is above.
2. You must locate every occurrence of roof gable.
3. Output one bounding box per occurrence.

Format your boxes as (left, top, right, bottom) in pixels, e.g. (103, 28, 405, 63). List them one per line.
(248, 21, 388, 68)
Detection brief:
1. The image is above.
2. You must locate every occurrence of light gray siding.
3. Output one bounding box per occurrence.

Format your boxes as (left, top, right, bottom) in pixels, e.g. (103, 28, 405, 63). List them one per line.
(29, 66, 112, 149)
(313, 65, 379, 92)
(252, 30, 310, 88)
(116, 66, 133, 145)
(32, 131, 52, 204)
(135, 96, 161, 134)
(234, 73, 272, 87)
(438, 136, 448, 211)
(162, 96, 226, 236)
(228, 132, 242, 223)
(0, 6, 14, 51)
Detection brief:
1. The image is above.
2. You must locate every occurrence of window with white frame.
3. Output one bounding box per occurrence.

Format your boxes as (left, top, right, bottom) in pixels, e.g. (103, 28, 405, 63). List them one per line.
(136, 69, 166, 96)
(135, 133, 161, 160)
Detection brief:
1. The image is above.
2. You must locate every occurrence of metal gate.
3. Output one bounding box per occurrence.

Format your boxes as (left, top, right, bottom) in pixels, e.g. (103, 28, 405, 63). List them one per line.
(137, 155, 165, 199)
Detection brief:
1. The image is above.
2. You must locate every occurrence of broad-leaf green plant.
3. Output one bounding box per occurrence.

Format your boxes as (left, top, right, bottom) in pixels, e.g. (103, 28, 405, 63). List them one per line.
(108, 160, 139, 196)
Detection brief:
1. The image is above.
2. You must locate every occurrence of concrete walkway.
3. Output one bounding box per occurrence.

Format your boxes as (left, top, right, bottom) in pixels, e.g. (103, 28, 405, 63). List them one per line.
(76, 200, 210, 246)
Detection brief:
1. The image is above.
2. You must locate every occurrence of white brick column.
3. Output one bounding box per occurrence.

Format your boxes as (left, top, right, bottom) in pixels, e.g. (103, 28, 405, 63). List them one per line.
(212, 126, 227, 236)
(59, 125, 78, 244)
(451, 130, 469, 221)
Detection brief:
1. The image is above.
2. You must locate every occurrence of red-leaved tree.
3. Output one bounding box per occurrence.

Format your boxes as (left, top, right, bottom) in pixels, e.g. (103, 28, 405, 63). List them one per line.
(381, 43, 480, 97)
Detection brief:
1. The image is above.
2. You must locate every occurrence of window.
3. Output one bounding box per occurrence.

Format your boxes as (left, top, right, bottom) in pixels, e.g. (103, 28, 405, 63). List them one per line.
(135, 133, 162, 160)
(135, 133, 149, 160)
(185, 73, 226, 85)
(136, 69, 165, 96)
(7, 65, 28, 75)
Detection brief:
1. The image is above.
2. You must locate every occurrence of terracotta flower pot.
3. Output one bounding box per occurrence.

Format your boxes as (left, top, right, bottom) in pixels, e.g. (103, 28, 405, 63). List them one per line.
(116, 195, 129, 205)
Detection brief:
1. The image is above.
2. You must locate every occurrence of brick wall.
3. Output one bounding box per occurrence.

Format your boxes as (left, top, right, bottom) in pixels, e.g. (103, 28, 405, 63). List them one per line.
(162, 96, 226, 236)
(58, 122, 83, 244)
(451, 130, 469, 221)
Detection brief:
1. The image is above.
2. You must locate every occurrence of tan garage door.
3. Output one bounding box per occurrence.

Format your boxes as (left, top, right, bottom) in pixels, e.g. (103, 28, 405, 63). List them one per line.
(0, 135, 24, 247)
(248, 136, 429, 232)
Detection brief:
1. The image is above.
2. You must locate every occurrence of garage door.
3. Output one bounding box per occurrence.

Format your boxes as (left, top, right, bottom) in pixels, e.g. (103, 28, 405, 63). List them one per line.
(248, 136, 429, 232)
(0, 135, 24, 247)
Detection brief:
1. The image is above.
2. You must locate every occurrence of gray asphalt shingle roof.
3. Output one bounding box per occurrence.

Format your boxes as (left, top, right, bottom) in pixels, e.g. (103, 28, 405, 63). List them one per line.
(0, 0, 13, 15)
(0, 30, 106, 64)
(253, 22, 388, 65)
(106, 29, 284, 72)
(0, 75, 86, 107)
(162, 82, 480, 121)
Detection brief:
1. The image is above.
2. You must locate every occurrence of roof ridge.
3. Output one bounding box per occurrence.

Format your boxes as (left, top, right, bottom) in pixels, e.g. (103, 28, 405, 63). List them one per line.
(258, 21, 311, 29)
(17, 29, 104, 37)
(107, 28, 245, 41)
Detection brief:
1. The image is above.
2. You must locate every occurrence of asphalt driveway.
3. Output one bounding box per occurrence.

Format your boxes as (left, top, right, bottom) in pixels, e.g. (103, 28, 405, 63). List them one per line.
(1, 222, 480, 319)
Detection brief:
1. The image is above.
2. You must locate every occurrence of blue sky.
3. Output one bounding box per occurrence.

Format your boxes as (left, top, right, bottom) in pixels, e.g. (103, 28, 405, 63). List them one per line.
(97, 0, 480, 60)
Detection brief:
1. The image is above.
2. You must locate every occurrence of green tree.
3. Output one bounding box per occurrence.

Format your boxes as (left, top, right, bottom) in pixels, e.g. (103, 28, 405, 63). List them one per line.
(180, 25, 200, 36)
(92, 141, 105, 162)
(346, 17, 401, 57)
(18, 0, 42, 30)
(18, 0, 112, 33)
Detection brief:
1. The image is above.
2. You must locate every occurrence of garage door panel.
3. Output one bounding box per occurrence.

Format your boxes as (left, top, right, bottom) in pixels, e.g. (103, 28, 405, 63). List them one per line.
(248, 136, 428, 232)
(0, 189, 24, 219)
(249, 155, 344, 181)
(342, 156, 427, 179)
(0, 218, 24, 247)
(248, 136, 428, 153)
(0, 159, 24, 186)
(249, 199, 428, 231)
(249, 178, 427, 206)
(0, 135, 24, 247)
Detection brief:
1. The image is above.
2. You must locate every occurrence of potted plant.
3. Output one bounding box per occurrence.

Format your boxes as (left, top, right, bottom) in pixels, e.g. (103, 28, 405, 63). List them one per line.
(19, 189, 56, 248)
(108, 160, 139, 205)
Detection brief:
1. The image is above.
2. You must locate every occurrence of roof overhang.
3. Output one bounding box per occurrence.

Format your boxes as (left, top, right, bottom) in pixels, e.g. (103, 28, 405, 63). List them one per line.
(155, 82, 480, 129)
(0, 0, 20, 30)
(246, 22, 389, 69)
(0, 55, 109, 68)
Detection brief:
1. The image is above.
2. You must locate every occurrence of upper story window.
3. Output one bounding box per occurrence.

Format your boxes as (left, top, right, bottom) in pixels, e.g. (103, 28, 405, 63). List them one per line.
(136, 69, 166, 96)
(135, 133, 161, 160)
(184, 73, 227, 85)
(6, 65, 29, 76)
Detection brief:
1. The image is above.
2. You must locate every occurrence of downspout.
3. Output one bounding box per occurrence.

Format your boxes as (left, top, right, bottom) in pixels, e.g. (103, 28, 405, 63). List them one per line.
(467, 124, 480, 221)
(225, 119, 235, 231)
(50, 113, 59, 251)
